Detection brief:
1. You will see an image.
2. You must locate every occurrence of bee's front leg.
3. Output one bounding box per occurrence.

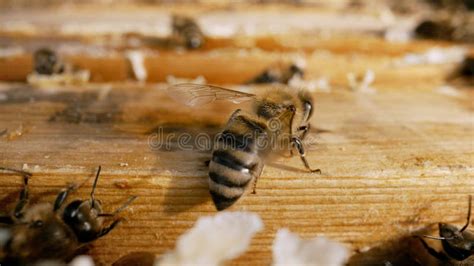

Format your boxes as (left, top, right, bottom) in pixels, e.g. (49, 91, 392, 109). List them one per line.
(416, 236, 449, 261)
(290, 124, 311, 157)
(291, 137, 321, 174)
(53, 183, 78, 212)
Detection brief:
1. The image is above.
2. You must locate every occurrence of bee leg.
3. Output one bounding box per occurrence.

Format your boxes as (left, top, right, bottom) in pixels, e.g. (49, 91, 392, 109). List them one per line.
(298, 123, 311, 140)
(204, 160, 210, 167)
(290, 124, 311, 157)
(416, 237, 449, 261)
(14, 175, 30, 219)
(98, 196, 137, 217)
(251, 163, 264, 194)
(97, 219, 122, 238)
(53, 183, 77, 212)
(291, 137, 321, 174)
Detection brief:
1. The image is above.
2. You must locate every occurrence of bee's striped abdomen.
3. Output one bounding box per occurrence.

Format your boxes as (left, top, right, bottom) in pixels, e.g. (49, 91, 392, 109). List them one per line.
(208, 115, 266, 211)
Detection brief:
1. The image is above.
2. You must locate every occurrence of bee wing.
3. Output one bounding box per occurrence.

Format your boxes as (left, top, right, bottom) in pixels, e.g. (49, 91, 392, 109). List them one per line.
(168, 83, 256, 107)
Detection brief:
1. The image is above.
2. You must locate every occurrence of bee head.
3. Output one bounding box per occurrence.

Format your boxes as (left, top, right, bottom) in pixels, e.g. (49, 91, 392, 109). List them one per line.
(438, 221, 474, 260)
(439, 223, 462, 240)
(63, 199, 103, 243)
(62, 166, 104, 243)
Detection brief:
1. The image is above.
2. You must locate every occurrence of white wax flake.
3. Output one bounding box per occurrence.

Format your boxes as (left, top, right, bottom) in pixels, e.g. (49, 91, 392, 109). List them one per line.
(347, 69, 376, 93)
(157, 212, 263, 266)
(126, 50, 148, 82)
(27, 71, 90, 86)
(119, 162, 129, 167)
(290, 77, 331, 92)
(272, 228, 349, 266)
(69, 255, 95, 266)
(400, 47, 467, 66)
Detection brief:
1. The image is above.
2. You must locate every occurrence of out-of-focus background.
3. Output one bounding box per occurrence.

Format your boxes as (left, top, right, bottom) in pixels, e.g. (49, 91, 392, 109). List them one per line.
(0, 0, 473, 265)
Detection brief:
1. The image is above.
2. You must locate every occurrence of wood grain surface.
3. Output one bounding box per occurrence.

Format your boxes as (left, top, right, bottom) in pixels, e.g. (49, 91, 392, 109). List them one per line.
(0, 2, 473, 265)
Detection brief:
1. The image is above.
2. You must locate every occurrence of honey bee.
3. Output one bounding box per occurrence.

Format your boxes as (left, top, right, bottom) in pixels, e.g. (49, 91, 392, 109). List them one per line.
(171, 14, 205, 49)
(247, 63, 304, 85)
(0, 166, 137, 264)
(417, 195, 473, 264)
(168, 84, 320, 211)
(33, 48, 65, 75)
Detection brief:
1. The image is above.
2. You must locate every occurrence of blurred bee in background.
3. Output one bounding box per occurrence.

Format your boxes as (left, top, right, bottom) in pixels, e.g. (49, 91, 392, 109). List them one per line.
(247, 62, 304, 85)
(169, 84, 320, 211)
(0, 166, 137, 265)
(29, 48, 90, 85)
(171, 14, 205, 49)
(416, 195, 473, 264)
(33, 48, 65, 76)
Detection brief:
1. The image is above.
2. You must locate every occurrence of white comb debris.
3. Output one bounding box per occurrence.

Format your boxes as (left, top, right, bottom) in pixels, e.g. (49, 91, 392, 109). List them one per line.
(126, 50, 147, 82)
(399, 47, 467, 66)
(157, 211, 263, 266)
(347, 69, 376, 93)
(272, 228, 349, 266)
(27, 71, 90, 86)
(69, 255, 95, 266)
(290, 77, 331, 92)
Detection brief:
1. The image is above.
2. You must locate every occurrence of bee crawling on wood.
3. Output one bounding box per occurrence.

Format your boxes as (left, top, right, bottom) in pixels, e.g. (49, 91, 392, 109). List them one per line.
(416, 195, 474, 264)
(28, 48, 90, 86)
(0, 166, 137, 265)
(171, 14, 205, 49)
(168, 84, 321, 211)
(33, 48, 65, 76)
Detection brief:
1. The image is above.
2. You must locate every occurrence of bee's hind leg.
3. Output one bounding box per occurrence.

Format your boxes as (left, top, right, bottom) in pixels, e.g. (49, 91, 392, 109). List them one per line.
(291, 137, 321, 174)
(251, 163, 264, 194)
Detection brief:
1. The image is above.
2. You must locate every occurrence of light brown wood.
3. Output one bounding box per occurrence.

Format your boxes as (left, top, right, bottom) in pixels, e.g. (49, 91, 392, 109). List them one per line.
(0, 2, 473, 265)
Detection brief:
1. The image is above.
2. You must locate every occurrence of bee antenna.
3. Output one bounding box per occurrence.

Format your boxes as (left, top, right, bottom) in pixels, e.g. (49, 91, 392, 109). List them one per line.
(90, 166, 102, 208)
(421, 235, 451, 241)
(460, 195, 472, 232)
